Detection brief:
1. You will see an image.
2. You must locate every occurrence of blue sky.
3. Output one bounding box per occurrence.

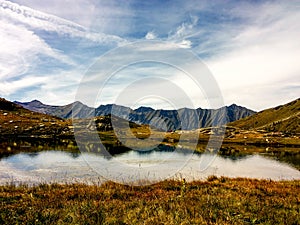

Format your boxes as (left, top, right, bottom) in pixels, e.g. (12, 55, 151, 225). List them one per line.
(0, 0, 299, 111)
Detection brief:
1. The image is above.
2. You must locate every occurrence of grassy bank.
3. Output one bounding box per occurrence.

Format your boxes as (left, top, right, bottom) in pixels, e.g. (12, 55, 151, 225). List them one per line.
(1, 177, 299, 224)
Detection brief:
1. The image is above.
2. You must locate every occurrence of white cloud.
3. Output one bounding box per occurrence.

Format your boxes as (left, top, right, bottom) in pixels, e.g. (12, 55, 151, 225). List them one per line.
(10, 0, 134, 38)
(0, 19, 74, 79)
(11, 69, 84, 105)
(0, 0, 125, 45)
(204, 1, 300, 110)
(171, 15, 198, 39)
(0, 0, 127, 102)
(0, 53, 27, 79)
(165, 15, 198, 49)
(0, 0, 84, 31)
(0, 75, 47, 95)
(10, 0, 98, 28)
(145, 31, 156, 40)
(176, 40, 192, 49)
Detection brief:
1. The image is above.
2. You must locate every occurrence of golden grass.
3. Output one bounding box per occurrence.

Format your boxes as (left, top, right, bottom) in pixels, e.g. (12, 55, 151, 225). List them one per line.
(229, 98, 300, 134)
(1, 177, 299, 224)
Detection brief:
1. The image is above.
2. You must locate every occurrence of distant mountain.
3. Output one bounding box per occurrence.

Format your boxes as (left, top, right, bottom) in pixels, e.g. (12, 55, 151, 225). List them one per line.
(126, 105, 255, 130)
(14, 100, 94, 119)
(229, 98, 300, 134)
(96, 104, 131, 119)
(14, 100, 55, 114)
(15, 99, 255, 130)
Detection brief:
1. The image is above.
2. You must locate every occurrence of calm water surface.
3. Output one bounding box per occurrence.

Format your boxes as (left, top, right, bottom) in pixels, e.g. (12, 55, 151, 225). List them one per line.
(0, 148, 299, 185)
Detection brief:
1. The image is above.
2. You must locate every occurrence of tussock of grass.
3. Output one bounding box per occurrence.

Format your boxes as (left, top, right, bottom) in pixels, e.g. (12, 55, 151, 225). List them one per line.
(1, 178, 299, 224)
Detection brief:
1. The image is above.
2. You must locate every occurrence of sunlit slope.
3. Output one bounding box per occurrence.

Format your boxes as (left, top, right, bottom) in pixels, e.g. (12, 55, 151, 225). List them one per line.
(229, 98, 300, 134)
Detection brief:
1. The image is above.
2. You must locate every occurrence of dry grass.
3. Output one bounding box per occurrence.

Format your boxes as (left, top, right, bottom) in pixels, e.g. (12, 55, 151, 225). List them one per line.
(229, 98, 300, 134)
(1, 177, 299, 224)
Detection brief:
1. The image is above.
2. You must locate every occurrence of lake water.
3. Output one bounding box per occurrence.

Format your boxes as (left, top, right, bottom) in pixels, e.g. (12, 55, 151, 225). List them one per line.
(0, 148, 299, 185)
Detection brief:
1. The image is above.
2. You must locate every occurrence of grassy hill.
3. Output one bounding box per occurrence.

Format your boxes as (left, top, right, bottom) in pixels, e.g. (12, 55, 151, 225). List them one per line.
(229, 98, 300, 134)
(0, 98, 71, 137)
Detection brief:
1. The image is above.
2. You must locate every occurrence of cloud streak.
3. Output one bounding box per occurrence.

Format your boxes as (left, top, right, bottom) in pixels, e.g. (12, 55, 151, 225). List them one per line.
(0, 18, 74, 82)
(0, 0, 126, 45)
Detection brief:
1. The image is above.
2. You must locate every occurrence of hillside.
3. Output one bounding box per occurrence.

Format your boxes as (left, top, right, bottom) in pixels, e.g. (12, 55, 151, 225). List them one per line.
(229, 98, 300, 134)
(0, 98, 71, 138)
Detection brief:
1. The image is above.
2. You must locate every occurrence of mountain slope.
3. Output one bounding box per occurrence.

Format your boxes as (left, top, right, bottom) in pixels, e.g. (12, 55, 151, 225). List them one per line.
(1, 98, 71, 137)
(229, 98, 300, 134)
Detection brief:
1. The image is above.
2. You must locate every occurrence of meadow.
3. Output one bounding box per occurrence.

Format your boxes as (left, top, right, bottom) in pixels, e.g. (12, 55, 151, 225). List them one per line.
(1, 177, 299, 224)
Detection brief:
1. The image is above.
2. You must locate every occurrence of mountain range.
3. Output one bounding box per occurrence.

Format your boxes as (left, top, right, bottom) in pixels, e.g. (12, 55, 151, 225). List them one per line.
(15, 100, 256, 131)
(2, 97, 299, 135)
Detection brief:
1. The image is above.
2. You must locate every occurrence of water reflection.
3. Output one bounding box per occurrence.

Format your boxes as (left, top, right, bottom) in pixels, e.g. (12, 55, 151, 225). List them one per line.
(0, 138, 78, 158)
(2, 139, 299, 170)
(0, 148, 299, 186)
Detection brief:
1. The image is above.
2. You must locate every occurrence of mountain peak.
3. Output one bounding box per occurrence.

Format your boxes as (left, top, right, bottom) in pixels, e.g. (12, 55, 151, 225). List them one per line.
(228, 103, 244, 109)
(72, 101, 85, 106)
(31, 99, 42, 103)
(227, 103, 255, 112)
(14, 99, 46, 107)
(134, 106, 154, 113)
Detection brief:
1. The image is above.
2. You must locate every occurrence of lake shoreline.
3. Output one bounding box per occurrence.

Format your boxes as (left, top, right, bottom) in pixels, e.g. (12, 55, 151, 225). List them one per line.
(1, 135, 300, 174)
(1, 132, 299, 156)
(1, 148, 299, 186)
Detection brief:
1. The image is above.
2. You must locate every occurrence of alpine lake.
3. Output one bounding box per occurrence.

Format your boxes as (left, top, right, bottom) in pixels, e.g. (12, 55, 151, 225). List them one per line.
(0, 137, 299, 186)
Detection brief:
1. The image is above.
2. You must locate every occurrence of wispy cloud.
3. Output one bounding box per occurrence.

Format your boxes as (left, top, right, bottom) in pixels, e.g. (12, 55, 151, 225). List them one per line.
(168, 15, 198, 40)
(0, 18, 74, 79)
(0, 0, 125, 45)
(205, 1, 300, 110)
(0, 75, 47, 95)
(0, 0, 126, 102)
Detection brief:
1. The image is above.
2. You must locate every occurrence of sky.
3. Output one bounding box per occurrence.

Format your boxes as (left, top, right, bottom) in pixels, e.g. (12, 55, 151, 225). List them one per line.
(0, 0, 299, 111)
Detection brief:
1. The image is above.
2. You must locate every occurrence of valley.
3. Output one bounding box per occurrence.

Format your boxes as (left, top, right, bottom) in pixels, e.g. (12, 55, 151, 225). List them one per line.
(0, 97, 299, 161)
